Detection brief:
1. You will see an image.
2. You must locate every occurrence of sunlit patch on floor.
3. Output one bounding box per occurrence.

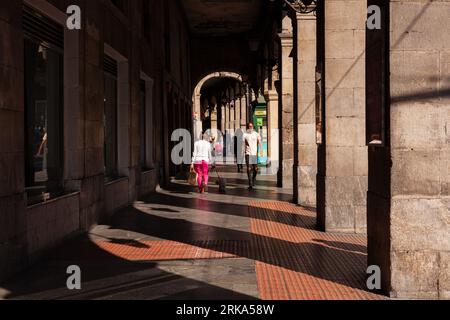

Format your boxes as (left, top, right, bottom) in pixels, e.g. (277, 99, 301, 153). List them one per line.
(249, 201, 385, 300)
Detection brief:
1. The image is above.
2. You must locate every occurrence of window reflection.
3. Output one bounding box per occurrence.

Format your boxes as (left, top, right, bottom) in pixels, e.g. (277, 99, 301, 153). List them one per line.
(139, 80, 147, 169)
(25, 39, 63, 203)
(104, 56, 118, 180)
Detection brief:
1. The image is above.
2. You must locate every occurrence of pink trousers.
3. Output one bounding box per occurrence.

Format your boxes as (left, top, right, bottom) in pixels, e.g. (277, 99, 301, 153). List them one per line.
(194, 161, 209, 190)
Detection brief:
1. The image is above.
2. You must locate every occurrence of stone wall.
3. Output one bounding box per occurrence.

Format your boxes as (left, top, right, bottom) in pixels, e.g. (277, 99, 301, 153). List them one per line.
(105, 178, 130, 220)
(0, 0, 27, 282)
(317, 0, 368, 234)
(368, 0, 450, 299)
(27, 193, 80, 263)
(278, 13, 294, 189)
(0, 0, 191, 282)
(295, 12, 317, 208)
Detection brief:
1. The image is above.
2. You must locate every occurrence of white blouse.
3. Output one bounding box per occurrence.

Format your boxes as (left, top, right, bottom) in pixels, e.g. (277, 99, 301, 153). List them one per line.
(192, 140, 212, 163)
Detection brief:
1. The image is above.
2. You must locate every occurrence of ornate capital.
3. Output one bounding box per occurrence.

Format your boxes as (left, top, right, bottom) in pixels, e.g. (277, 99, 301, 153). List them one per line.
(283, 0, 317, 14)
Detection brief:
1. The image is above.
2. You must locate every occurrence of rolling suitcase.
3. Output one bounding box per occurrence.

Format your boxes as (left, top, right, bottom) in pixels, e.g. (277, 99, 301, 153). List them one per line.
(215, 166, 227, 194)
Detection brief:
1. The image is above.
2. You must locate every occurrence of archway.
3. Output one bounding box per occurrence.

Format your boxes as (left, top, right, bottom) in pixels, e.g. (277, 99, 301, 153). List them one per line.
(192, 72, 245, 141)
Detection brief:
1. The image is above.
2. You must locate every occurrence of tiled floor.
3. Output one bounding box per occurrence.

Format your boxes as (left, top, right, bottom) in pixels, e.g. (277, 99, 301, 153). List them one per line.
(0, 168, 385, 300)
(249, 201, 383, 300)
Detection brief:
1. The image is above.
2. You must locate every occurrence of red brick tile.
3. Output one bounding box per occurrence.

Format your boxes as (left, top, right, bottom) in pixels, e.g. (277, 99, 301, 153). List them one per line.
(249, 201, 384, 300)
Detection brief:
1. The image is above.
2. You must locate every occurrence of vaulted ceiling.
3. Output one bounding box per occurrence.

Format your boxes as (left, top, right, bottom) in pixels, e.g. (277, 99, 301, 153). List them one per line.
(181, 0, 264, 37)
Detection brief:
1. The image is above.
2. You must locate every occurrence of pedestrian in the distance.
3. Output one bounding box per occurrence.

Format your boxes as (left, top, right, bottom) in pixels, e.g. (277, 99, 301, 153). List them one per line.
(191, 132, 212, 193)
(243, 123, 263, 190)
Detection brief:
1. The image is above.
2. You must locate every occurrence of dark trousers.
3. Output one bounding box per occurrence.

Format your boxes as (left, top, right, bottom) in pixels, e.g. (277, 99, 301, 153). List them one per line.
(245, 155, 258, 186)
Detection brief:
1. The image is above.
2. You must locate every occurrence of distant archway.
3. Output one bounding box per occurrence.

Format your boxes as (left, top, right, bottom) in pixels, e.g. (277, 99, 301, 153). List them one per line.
(192, 72, 243, 139)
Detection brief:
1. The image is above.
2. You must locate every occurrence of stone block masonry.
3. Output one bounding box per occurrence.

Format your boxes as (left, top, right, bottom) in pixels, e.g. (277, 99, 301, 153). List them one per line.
(317, 0, 368, 234)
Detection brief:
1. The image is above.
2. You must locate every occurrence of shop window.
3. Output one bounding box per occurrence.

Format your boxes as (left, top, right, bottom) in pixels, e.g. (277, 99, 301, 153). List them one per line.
(24, 5, 64, 204)
(139, 80, 147, 169)
(103, 54, 119, 180)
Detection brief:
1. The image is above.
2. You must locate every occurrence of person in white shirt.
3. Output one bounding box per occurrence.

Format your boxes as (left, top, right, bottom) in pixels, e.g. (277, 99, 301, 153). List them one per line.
(190, 133, 213, 193)
(243, 123, 263, 190)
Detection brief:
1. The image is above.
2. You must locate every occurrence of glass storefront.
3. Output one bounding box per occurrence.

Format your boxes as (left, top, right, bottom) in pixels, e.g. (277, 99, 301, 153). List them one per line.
(24, 39, 63, 203)
(103, 55, 119, 180)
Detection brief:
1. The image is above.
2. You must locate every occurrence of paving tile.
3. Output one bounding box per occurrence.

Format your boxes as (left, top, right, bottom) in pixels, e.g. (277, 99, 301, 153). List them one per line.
(250, 201, 384, 300)
(1, 170, 386, 300)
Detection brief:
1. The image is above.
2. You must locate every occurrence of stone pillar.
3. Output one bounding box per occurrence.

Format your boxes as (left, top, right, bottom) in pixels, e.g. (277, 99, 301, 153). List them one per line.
(221, 104, 226, 133)
(235, 98, 239, 130)
(228, 103, 232, 131)
(229, 103, 235, 133)
(235, 97, 241, 131)
(240, 95, 247, 129)
(225, 103, 229, 131)
(278, 13, 294, 189)
(0, 1, 27, 281)
(265, 90, 279, 175)
(367, 0, 450, 299)
(293, 12, 317, 207)
(316, 0, 367, 233)
(211, 105, 218, 132)
(193, 93, 202, 141)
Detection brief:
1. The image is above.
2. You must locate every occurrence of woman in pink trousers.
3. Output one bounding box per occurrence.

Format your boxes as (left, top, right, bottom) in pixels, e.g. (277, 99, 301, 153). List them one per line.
(190, 133, 213, 193)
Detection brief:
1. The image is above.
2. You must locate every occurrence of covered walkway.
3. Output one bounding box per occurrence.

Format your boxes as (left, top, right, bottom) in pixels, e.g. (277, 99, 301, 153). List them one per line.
(1, 0, 448, 300)
(0, 167, 383, 300)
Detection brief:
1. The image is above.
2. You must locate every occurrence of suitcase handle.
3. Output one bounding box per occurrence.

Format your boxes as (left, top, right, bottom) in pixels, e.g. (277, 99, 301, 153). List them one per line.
(214, 166, 222, 179)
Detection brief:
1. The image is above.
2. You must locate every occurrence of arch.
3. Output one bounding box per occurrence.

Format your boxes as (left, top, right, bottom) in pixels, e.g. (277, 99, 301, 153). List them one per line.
(193, 72, 243, 100)
(192, 71, 243, 115)
(192, 71, 244, 141)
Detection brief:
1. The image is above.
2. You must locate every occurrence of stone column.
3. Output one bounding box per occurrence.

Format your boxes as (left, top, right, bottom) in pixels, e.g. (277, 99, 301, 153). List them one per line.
(240, 95, 247, 129)
(193, 93, 202, 141)
(278, 13, 294, 189)
(265, 90, 279, 175)
(228, 103, 232, 131)
(367, 0, 450, 299)
(221, 104, 226, 133)
(211, 105, 218, 132)
(235, 98, 239, 130)
(0, 1, 26, 281)
(235, 96, 241, 130)
(231, 102, 236, 132)
(316, 0, 367, 233)
(225, 103, 230, 131)
(292, 11, 317, 207)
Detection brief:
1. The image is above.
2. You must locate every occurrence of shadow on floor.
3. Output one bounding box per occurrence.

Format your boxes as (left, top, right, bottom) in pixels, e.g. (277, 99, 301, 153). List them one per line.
(166, 178, 292, 202)
(312, 239, 367, 255)
(141, 191, 317, 230)
(0, 236, 258, 300)
(1, 169, 371, 300)
(101, 205, 368, 292)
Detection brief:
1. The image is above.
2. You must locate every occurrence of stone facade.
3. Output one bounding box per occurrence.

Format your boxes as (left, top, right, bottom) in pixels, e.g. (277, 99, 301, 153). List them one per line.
(317, 0, 368, 234)
(0, 0, 28, 283)
(293, 12, 317, 208)
(1, 0, 449, 300)
(368, 0, 450, 299)
(278, 13, 294, 189)
(0, 0, 191, 282)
